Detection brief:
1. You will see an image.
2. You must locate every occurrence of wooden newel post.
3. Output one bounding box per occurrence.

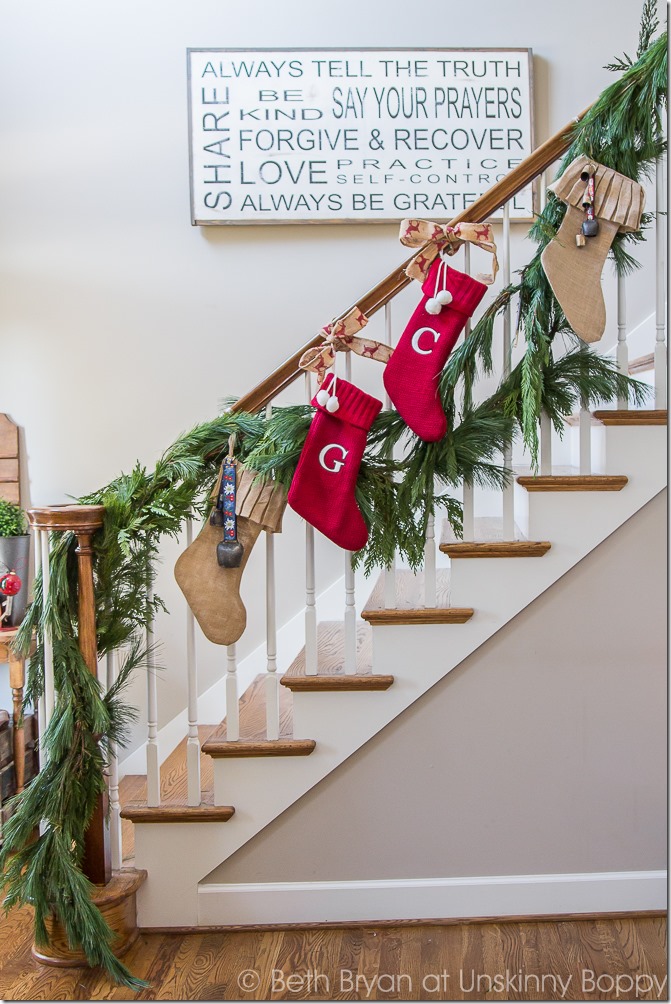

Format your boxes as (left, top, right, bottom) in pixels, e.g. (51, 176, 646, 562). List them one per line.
(27, 505, 111, 886)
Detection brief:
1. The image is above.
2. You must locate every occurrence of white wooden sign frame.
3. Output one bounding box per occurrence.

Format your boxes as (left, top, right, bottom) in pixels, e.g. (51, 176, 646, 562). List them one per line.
(187, 47, 535, 225)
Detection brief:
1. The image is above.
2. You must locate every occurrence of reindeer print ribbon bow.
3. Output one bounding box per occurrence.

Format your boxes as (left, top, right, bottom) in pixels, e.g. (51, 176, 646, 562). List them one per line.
(400, 219, 499, 285)
(299, 305, 393, 384)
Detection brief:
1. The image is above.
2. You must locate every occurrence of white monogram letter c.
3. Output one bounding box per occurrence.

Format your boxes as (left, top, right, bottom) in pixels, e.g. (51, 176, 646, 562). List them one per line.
(411, 326, 441, 355)
(319, 443, 348, 473)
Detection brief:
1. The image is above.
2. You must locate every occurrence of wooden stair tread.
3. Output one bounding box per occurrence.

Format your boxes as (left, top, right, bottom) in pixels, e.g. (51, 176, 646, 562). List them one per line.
(120, 802, 235, 823)
(443, 539, 551, 558)
(120, 723, 219, 809)
(564, 408, 665, 427)
(514, 464, 584, 476)
(439, 517, 551, 558)
(593, 409, 667, 426)
(201, 674, 318, 754)
(203, 738, 317, 756)
(628, 352, 654, 374)
(281, 621, 393, 691)
(563, 414, 603, 427)
(361, 570, 474, 625)
(207, 674, 293, 742)
(517, 474, 628, 492)
(120, 723, 222, 858)
(441, 517, 526, 544)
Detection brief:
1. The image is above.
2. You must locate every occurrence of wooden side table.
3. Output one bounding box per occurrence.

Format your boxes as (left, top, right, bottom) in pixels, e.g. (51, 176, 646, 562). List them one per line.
(0, 627, 34, 792)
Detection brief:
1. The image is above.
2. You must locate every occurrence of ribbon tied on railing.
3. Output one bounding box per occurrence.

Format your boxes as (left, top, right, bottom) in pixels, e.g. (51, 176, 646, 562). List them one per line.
(400, 219, 499, 285)
(299, 305, 393, 384)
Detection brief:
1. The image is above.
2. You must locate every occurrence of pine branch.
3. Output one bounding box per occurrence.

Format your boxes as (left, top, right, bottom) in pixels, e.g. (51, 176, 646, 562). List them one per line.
(637, 0, 661, 58)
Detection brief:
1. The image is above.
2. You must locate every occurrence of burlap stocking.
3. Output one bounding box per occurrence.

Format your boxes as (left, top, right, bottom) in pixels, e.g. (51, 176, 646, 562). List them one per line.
(175, 466, 286, 646)
(541, 156, 645, 343)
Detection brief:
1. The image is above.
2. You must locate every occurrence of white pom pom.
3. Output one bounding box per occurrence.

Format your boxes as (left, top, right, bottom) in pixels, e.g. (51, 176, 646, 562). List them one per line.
(316, 389, 329, 406)
(425, 298, 442, 315)
(436, 290, 453, 305)
(326, 395, 340, 413)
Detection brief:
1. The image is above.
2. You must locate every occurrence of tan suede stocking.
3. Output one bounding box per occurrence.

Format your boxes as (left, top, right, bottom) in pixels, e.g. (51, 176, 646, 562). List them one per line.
(174, 466, 287, 646)
(541, 207, 619, 343)
(541, 156, 645, 344)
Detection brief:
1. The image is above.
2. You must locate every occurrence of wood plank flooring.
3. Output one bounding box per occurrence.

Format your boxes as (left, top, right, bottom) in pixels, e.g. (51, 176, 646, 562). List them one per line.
(0, 908, 666, 1000)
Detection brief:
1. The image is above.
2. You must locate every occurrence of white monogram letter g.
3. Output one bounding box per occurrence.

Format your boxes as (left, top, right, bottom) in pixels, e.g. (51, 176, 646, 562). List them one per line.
(319, 443, 348, 473)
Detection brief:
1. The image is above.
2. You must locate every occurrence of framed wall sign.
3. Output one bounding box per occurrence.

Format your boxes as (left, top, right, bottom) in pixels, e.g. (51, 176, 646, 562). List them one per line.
(187, 48, 535, 225)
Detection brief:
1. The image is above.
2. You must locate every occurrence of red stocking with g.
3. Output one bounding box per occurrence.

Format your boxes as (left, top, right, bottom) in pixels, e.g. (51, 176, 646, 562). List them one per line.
(383, 258, 487, 442)
(288, 373, 382, 552)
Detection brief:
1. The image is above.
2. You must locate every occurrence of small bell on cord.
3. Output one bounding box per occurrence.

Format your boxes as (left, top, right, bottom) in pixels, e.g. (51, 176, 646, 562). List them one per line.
(579, 169, 599, 240)
(217, 537, 244, 568)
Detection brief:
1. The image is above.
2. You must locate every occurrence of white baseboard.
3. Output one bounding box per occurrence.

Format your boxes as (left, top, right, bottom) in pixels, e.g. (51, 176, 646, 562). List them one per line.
(197, 871, 667, 926)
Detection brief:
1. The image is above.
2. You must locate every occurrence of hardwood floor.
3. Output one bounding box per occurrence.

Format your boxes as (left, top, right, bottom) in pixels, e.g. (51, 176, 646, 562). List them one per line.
(0, 909, 666, 1000)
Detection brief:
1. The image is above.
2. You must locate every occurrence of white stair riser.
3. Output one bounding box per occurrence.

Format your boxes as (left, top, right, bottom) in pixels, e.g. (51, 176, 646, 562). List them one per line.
(591, 423, 667, 476)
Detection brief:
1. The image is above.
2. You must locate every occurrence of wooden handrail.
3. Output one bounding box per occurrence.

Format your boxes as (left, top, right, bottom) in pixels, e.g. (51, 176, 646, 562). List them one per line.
(233, 106, 591, 416)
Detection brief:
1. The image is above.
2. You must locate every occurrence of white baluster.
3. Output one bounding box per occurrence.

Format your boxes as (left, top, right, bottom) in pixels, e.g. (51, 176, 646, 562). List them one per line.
(344, 555, 357, 674)
(106, 649, 122, 870)
(33, 528, 46, 771)
(225, 644, 239, 741)
(461, 483, 475, 541)
(145, 571, 160, 807)
(265, 533, 279, 738)
(539, 169, 547, 213)
(579, 347, 592, 475)
(655, 152, 667, 409)
(616, 274, 628, 410)
(304, 371, 318, 675)
(383, 300, 396, 609)
(185, 518, 201, 806)
(343, 351, 357, 674)
(461, 243, 475, 542)
(40, 531, 55, 727)
(423, 514, 437, 608)
(540, 410, 553, 476)
(501, 201, 515, 538)
(265, 401, 280, 740)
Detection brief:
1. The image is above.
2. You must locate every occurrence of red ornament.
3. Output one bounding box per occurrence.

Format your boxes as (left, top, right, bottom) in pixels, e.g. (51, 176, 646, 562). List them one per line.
(0, 571, 22, 596)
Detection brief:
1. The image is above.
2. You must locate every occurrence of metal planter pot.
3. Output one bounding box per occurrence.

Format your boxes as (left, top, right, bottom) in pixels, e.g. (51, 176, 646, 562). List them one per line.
(0, 534, 30, 629)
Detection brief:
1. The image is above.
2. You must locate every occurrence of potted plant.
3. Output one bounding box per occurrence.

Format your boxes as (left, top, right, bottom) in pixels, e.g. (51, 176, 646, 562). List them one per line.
(0, 499, 30, 630)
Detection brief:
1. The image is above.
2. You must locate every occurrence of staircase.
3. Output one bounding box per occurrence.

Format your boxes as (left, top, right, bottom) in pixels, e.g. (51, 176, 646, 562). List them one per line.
(113, 405, 666, 928)
(24, 97, 667, 939)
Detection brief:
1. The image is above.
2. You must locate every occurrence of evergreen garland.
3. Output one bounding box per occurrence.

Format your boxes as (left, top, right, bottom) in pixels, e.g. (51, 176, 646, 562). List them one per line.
(0, 12, 665, 987)
(442, 20, 666, 462)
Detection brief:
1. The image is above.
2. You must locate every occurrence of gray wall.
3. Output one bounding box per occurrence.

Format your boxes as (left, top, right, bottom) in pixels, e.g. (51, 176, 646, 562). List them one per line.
(208, 490, 667, 882)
